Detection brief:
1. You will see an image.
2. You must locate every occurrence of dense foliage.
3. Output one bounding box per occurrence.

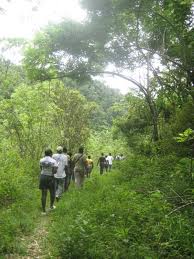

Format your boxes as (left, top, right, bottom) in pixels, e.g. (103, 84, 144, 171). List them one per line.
(0, 0, 194, 257)
(47, 156, 194, 258)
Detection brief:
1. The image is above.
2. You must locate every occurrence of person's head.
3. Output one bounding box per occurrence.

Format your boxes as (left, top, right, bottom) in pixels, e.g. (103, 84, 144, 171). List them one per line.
(101, 153, 104, 156)
(45, 148, 52, 157)
(88, 155, 91, 159)
(56, 146, 63, 154)
(105, 155, 107, 158)
(79, 147, 84, 154)
(109, 153, 111, 156)
(63, 147, 67, 153)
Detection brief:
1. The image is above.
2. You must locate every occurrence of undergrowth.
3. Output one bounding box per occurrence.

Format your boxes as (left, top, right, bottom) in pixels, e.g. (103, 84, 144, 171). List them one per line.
(0, 151, 40, 256)
(47, 155, 194, 258)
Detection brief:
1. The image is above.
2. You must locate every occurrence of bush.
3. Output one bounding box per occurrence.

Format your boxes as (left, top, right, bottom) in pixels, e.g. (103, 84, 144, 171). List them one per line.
(0, 150, 40, 255)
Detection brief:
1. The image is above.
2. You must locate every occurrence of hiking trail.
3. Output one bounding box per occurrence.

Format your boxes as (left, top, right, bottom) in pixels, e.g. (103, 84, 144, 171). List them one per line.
(5, 214, 53, 259)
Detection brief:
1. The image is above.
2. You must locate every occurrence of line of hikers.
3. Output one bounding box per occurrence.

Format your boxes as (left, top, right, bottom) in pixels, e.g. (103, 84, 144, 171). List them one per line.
(97, 153, 114, 174)
(39, 146, 119, 214)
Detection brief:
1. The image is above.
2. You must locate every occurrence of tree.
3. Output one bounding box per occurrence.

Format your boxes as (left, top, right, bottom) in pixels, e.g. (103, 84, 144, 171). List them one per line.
(0, 38, 27, 99)
(23, 0, 193, 141)
(0, 80, 92, 159)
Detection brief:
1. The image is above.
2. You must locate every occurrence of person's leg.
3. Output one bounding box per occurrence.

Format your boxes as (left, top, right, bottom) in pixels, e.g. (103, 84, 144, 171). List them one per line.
(85, 167, 89, 178)
(75, 171, 83, 188)
(88, 168, 92, 178)
(68, 172, 72, 187)
(59, 178, 65, 195)
(41, 189, 47, 212)
(55, 178, 58, 193)
(100, 164, 104, 175)
(56, 178, 64, 199)
(64, 175, 67, 191)
(71, 169, 75, 182)
(55, 178, 59, 200)
(65, 174, 70, 191)
(79, 172, 85, 187)
(48, 176, 55, 208)
(49, 186, 55, 209)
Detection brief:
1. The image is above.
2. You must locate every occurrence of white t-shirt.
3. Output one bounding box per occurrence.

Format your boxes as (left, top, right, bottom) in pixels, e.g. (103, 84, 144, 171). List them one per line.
(52, 153, 68, 178)
(40, 156, 58, 176)
(106, 155, 114, 165)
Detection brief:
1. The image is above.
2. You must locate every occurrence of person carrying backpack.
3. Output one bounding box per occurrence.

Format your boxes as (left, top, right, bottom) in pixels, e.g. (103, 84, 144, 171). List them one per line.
(73, 147, 87, 188)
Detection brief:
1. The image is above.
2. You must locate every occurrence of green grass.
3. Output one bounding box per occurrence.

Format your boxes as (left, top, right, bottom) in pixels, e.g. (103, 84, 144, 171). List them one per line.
(0, 156, 41, 256)
(46, 157, 194, 259)
(1, 155, 194, 258)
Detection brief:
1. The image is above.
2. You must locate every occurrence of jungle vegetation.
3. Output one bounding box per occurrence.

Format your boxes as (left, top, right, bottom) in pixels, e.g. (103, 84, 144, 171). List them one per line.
(0, 0, 194, 258)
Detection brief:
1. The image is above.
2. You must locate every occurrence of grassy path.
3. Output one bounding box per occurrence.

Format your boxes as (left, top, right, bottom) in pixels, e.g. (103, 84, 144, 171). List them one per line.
(4, 214, 52, 259)
(2, 158, 194, 258)
(3, 201, 58, 259)
(22, 215, 50, 259)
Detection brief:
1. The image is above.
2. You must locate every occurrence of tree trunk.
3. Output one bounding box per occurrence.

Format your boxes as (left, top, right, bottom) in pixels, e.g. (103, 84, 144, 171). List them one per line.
(145, 94, 159, 142)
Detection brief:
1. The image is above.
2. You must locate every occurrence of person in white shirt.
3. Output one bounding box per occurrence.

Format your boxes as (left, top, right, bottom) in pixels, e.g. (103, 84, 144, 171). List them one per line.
(39, 148, 58, 214)
(53, 146, 68, 201)
(106, 153, 114, 171)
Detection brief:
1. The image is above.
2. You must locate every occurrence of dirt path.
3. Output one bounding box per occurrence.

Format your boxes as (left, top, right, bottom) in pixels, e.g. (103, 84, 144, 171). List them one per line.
(5, 214, 53, 259)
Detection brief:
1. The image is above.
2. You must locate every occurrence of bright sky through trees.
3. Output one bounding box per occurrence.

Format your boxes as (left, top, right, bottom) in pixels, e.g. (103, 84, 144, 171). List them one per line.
(0, 0, 86, 38)
(0, 0, 133, 94)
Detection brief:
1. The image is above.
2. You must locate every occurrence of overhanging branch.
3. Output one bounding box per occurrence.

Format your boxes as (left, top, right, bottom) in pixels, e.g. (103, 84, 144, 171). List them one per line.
(89, 70, 147, 96)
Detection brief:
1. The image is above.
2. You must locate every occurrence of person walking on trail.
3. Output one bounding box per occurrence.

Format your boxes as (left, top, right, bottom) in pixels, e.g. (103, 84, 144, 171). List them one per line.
(97, 153, 106, 175)
(73, 147, 87, 188)
(39, 148, 58, 215)
(53, 146, 68, 201)
(104, 155, 109, 172)
(63, 147, 71, 191)
(106, 153, 114, 171)
(68, 152, 75, 182)
(85, 155, 94, 178)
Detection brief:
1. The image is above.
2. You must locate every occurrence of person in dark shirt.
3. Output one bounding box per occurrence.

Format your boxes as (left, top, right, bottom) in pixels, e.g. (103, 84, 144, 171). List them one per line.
(97, 153, 106, 175)
(104, 155, 109, 172)
(68, 152, 75, 182)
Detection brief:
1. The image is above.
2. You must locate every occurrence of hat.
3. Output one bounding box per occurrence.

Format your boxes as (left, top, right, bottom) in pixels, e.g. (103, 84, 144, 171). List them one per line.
(56, 146, 63, 152)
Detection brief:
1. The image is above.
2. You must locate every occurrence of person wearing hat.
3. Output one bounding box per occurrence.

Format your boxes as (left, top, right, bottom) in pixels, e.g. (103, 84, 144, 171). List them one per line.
(52, 146, 68, 201)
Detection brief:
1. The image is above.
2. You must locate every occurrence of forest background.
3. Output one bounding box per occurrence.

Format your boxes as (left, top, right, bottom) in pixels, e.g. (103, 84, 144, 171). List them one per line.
(0, 0, 194, 258)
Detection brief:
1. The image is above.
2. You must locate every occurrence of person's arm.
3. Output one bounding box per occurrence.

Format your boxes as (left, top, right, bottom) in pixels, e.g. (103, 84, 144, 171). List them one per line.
(91, 161, 94, 169)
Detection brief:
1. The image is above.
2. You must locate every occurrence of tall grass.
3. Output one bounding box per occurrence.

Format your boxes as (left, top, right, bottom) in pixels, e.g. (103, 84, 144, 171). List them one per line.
(47, 157, 194, 258)
(0, 151, 40, 256)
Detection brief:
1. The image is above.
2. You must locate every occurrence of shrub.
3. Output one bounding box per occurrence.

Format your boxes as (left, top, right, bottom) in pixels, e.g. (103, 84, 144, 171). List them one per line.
(0, 150, 40, 255)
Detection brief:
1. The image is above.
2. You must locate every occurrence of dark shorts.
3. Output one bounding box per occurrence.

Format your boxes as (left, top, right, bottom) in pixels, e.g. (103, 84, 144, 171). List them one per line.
(39, 174, 55, 190)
